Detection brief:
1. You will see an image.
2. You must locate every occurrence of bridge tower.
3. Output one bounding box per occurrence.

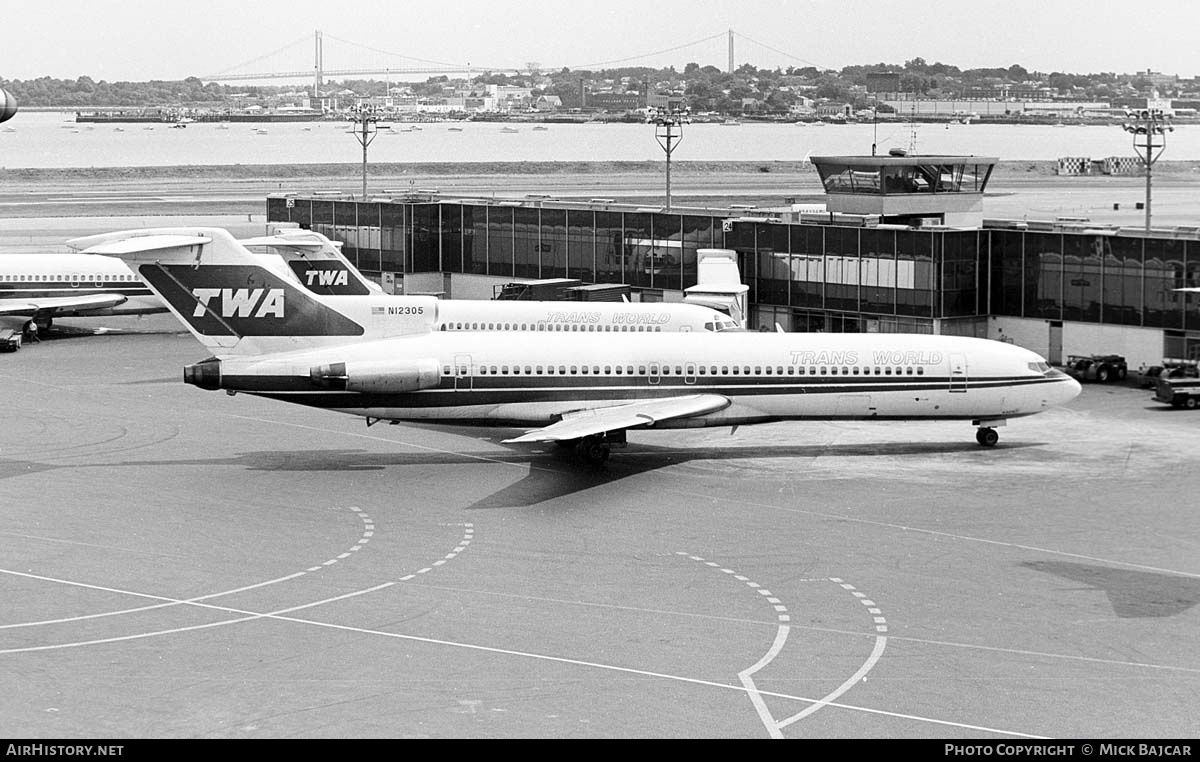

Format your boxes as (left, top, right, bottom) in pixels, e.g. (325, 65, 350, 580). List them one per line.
(727, 29, 734, 74)
(313, 30, 324, 100)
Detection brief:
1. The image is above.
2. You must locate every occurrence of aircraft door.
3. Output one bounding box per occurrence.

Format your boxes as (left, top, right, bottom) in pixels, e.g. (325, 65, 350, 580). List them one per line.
(684, 363, 697, 385)
(648, 363, 661, 385)
(948, 353, 967, 393)
(453, 354, 472, 391)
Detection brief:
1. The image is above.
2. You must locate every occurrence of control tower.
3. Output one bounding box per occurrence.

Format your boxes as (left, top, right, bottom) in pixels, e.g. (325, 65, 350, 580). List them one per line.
(810, 150, 998, 227)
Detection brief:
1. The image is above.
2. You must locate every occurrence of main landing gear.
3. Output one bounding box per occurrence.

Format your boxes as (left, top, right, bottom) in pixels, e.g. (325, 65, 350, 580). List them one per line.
(559, 430, 627, 465)
(575, 436, 611, 465)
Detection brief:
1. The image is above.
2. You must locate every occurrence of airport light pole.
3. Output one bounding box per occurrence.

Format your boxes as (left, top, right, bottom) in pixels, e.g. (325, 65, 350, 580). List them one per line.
(1122, 108, 1173, 232)
(652, 110, 689, 211)
(349, 105, 380, 200)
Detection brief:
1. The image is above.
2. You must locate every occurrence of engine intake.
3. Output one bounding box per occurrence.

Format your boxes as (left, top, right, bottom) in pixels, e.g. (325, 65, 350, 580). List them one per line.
(310, 358, 440, 393)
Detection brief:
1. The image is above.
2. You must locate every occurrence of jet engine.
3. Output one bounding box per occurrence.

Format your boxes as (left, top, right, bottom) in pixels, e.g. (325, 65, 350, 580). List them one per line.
(310, 359, 441, 393)
(184, 357, 222, 390)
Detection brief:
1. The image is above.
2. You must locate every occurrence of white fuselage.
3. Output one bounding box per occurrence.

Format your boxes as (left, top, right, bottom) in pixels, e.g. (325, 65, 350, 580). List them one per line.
(433, 299, 736, 334)
(213, 330, 1081, 429)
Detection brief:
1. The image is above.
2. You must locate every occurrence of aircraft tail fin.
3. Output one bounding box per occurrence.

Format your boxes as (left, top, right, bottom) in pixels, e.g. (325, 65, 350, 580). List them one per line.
(240, 229, 384, 296)
(70, 227, 364, 355)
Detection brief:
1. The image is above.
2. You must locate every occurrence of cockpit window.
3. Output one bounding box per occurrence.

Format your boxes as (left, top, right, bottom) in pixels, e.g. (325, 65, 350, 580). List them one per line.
(705, 318, 741, 332)
(1028, 361, 1051, 373)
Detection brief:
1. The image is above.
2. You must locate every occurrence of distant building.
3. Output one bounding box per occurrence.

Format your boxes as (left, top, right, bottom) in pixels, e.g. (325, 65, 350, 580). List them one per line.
(866, 71, 901, 94)
(1128, 69, 1178, 88)
(646, 93, 686, 113)
(587, 92, 640, 111)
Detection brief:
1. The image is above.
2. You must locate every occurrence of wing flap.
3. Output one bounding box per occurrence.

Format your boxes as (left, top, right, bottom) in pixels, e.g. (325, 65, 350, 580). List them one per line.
(503, 393, 730, 443)
(0, 294, 128, 315)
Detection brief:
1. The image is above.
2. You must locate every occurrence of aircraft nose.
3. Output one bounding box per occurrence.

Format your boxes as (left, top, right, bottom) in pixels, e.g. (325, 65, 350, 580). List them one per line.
(1050, 370, 1082, 405)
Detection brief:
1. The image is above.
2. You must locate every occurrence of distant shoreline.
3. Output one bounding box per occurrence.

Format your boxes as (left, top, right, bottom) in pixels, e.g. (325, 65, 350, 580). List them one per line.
(5, 159, 1200, 184)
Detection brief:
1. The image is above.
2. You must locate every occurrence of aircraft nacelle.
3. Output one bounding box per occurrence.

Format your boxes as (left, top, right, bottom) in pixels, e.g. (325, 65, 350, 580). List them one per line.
(310, 359, 440, 394)
(184, 358, 222, 390)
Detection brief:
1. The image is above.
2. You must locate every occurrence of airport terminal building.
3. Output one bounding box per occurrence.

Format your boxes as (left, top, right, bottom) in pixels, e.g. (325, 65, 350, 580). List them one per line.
(266, 153, 1200, 369)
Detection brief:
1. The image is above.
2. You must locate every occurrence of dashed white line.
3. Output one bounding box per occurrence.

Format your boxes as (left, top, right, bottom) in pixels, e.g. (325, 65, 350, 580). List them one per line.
(679, 554, 891, 738)
(0, 506, 378, 631)
(311, 506, 374, 571)
(775, 578, 889, 731)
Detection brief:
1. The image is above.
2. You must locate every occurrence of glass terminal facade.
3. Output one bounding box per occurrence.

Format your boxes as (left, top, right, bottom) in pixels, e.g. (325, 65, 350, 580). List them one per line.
(267, 194, 1200, 357)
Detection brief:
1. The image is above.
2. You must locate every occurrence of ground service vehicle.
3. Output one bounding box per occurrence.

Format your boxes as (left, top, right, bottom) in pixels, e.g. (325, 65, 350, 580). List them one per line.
(0, 328, 21, 351)
(1136, 358, 1198, 388)
(1154, 375, 1200, 409)
(1066, 354, 1128, 383)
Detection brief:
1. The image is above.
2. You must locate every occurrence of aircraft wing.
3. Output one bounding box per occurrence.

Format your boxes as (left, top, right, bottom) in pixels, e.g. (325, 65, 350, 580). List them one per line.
(0, 294, 128, 316)
(503, 394, 730, 444)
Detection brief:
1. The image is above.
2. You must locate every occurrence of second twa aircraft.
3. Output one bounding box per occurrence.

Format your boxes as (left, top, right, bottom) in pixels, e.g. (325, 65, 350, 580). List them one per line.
(76, 227, 1081, 463)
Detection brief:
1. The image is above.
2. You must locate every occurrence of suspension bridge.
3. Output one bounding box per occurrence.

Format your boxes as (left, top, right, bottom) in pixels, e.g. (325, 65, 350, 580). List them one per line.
(201, 29, 824, 92)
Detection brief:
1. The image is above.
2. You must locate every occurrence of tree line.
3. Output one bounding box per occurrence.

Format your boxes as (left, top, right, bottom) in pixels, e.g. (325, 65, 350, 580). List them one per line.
(2, 58, 1186, 112)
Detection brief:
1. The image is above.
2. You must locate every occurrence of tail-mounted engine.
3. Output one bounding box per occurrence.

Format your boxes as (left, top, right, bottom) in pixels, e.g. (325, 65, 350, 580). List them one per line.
(310, 359, 441, 393)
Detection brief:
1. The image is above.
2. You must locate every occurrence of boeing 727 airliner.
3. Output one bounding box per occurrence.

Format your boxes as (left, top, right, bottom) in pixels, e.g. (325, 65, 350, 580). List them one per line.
(238, 229, 742, 333)
(75, 227, 1081, 463)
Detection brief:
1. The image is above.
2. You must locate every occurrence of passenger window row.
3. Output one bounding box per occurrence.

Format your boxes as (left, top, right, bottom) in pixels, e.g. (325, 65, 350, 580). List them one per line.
(1, 274, 136, 282)
(441, 365, 927, 377)
(439, 323, 665, 332)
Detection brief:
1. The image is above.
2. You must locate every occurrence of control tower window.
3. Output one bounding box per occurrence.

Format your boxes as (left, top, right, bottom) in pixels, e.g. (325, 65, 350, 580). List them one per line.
(815, 159, 995, 196)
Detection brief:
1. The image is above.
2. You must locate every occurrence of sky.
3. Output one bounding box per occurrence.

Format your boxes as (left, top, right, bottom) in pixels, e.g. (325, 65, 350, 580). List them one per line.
(3, 0, 1199, 83)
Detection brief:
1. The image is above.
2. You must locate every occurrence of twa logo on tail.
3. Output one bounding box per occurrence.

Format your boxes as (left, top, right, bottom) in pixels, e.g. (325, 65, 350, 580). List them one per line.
(306, 270, 348, 287)
(138, 263, 365, 337)
(192, 288, 286, 318)
(288, 261, 372, 295)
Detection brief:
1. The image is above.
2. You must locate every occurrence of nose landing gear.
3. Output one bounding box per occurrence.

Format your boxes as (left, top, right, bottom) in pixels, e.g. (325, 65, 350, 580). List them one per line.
(975, 427, 999, 447)
(973, 418, 1005, 447)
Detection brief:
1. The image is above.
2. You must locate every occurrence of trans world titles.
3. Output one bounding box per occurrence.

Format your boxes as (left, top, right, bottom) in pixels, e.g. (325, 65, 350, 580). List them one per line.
(789, 350, 945, 366)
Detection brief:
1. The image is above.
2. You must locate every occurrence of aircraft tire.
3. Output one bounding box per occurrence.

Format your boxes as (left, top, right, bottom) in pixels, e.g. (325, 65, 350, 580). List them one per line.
(975, 427, 999, 447)
(575, 436, 611, 465)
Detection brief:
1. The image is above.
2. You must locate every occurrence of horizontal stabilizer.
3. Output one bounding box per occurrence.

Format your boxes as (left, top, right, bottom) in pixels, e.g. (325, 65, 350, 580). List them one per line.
(239, 236, 325, 249)
(503, 394, 730, 443)
(75, 234, 212, 256)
